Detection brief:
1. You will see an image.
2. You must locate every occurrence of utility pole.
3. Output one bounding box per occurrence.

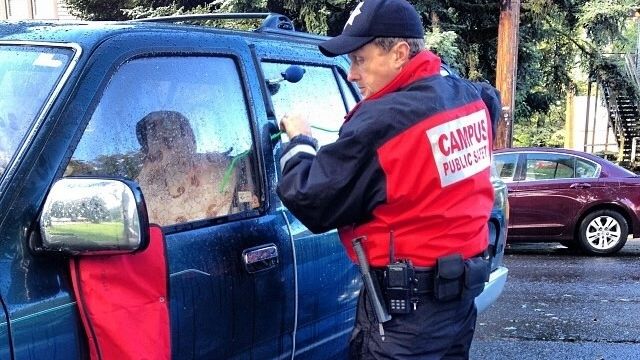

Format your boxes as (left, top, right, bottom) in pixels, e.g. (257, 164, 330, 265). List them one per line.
(495, 0, 521, 149)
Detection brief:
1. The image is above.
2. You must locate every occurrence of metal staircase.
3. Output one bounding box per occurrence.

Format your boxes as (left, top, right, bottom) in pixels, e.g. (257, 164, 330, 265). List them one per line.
(596, 55, 640, 171)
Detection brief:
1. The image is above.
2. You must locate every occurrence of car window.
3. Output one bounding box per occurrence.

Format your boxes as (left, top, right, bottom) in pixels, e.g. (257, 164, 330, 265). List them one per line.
(493, 153, 518, 181)
(261, 62, 347, 147)
(65, 56, 260, 227)
(0, 45, 73, 178)
(576, 158, 598, 178)
(336, 69, 358, 111)
(524, 153, 575, 180)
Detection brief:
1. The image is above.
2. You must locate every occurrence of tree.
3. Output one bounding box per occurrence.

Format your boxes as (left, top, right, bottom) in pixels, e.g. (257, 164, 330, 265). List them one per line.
(66, 0, 640, 147)
(49, 200, 66, 219)
(65, 0, 207, 20)
(86, 196, 109, 223)
(514, 0, 640, 147)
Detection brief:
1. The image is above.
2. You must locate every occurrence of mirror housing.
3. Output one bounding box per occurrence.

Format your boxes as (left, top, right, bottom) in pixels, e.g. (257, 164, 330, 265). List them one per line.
(35, 178, 150, 255)
(266, 65, 306, 95)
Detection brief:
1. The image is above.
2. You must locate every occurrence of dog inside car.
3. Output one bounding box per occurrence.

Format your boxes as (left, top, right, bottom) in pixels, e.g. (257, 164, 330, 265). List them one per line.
(135, 110, 238, 226)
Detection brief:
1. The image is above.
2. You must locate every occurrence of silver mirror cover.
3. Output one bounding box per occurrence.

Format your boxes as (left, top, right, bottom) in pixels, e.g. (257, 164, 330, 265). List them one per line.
(38, 178, 149, 255)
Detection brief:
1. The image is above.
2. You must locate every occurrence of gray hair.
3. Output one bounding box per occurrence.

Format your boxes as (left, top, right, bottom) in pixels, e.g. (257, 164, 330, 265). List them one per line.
(372, 37, 425, 59)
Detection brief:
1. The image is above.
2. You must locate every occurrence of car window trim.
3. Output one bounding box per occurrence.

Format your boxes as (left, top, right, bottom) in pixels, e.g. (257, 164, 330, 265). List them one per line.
(252, 39, 346, 126)
(258, 59, 348, 142)
(67, 48, 267, 233)
(333, 66, 360, 113)
(249, 43, 277, 119)
(504, 150, 602, 182)
(491, 152, 520, 184)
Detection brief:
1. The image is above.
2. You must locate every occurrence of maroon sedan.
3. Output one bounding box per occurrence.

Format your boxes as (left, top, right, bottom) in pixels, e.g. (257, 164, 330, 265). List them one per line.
(494, 147, 640, 255)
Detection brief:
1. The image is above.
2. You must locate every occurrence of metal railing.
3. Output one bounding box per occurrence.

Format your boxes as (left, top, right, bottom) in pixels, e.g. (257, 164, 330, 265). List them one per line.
(624, 53, 640, 94)
(130, 12, 295, 32)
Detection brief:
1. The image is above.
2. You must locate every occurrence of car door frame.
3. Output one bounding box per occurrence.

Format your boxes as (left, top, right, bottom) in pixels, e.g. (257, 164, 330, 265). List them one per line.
(508, 151, 605, 239)
(0, 31, 298, 359)
(0, 296, 10, 359)
(0, 40, 89, 360)
(251, 38, 362, 359)
(75, 32, 297, 359)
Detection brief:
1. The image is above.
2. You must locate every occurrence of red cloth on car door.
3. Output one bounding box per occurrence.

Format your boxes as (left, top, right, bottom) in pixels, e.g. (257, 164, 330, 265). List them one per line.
(69, 224, 170, 360)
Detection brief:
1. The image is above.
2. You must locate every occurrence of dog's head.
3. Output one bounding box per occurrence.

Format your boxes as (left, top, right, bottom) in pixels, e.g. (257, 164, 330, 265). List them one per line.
(136, 111, 196, 158)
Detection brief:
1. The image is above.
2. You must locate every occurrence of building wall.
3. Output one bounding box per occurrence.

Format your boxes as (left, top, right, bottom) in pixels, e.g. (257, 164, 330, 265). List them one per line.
(565, 94, 619, 156)
(1, 0, 77, 20)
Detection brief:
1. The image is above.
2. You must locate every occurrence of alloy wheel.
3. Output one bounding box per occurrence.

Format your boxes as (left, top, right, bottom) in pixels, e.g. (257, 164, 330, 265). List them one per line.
(584, 215, 622, 250)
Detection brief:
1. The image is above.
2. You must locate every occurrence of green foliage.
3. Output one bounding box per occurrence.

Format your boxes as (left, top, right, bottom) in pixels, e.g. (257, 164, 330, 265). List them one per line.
(579, 0, 639, 48)
(416, 0, 500, 82)
(122, 2, 269, 30)
(65, 0, 640, 148)
(215, 0, 268, 12)
(617, 18, 638, 53)
(511, 0, 640, 147)
(424, 27, 462, 73)
(123, 4, 189, 19)
(66, 0, 209, 20)
(591, 55, 640, 100)
(513, 102, 566, 147)
(65, 0, 129, 20)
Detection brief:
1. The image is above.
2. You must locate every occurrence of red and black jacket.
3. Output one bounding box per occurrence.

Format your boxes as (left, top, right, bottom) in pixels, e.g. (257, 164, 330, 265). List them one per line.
(277, 51, 497, 267)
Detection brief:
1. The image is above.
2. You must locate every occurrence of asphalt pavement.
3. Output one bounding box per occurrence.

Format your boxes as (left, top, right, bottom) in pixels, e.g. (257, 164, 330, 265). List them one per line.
(470, 238, 640, 360)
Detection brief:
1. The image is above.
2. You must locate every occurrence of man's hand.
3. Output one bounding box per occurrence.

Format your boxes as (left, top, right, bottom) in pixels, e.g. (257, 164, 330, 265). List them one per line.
(279, 112, 312, 139)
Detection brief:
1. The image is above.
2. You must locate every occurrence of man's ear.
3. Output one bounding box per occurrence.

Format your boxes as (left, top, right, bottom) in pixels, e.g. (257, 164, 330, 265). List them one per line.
(392, 41, 411, 69)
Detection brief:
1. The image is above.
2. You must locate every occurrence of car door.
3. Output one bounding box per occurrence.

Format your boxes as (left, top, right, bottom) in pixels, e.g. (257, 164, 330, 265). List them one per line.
(506, 152, 602, 238)
(253, 40, 361, 359)
(64, 33, 294, 359)
(0, 41, 87, 359)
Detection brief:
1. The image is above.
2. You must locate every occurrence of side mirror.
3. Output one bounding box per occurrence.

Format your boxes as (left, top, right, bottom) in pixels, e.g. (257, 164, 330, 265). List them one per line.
(35, 178, 149, 255)
(279, 65, 306, 83)
(266, 65, 306, 95)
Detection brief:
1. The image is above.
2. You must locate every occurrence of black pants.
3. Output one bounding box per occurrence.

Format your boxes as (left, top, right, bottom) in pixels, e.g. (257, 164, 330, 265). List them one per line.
(349, 288, 478, 360)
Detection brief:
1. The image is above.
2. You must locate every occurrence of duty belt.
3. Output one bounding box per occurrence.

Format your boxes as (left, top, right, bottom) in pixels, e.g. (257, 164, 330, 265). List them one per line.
(371, 251, 489, 296)
(372, 268, 434, 294)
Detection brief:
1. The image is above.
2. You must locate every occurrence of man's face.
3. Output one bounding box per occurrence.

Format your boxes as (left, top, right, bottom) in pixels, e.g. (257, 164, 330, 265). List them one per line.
(347, 42, 404, 99)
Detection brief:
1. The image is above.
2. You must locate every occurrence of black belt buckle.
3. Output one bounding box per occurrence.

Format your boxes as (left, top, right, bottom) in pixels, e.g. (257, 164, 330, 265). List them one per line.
(412, 271, 434, 295)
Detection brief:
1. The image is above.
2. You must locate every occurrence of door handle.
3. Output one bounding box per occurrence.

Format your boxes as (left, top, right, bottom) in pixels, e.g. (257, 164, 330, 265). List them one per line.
(570, 183, 591, 189)
(242, 244, 279, 273)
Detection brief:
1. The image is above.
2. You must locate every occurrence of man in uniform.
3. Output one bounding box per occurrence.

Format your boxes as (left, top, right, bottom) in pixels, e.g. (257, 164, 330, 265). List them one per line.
(277, 0, 501, 358)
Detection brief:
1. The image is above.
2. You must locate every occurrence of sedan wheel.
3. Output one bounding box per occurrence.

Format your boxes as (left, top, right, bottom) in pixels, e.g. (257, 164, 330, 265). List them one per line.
(578, 210, 628, 255)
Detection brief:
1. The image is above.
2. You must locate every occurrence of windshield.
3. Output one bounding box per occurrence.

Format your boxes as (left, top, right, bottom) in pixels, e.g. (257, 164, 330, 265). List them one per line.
(0, 45, 73, 177)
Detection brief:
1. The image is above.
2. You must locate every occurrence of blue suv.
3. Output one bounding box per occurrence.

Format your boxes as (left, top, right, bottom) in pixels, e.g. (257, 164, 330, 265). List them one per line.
(0, 14, 508, 359)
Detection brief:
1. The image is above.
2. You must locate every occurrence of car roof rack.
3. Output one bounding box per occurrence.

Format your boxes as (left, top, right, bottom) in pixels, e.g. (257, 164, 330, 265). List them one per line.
(131, 12, 295, 32)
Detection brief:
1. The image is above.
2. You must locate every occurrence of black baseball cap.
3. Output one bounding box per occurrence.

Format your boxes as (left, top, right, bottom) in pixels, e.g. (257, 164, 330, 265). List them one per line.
(319, 0, 424, 57)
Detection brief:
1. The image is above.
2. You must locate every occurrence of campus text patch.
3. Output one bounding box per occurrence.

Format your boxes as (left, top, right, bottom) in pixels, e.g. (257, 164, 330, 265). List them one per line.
(426, 110, 490, 187)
